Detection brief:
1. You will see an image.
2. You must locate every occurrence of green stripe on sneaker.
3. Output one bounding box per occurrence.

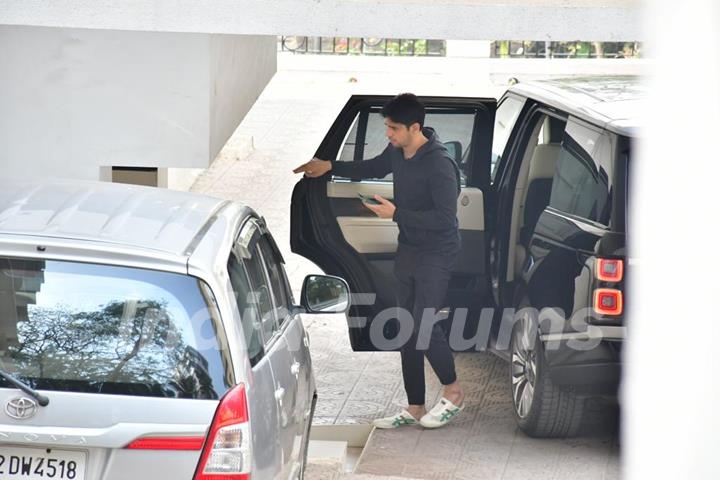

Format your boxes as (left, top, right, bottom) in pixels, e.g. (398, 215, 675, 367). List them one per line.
(392, 417, 417, 427)
(439, 408, 460, 422)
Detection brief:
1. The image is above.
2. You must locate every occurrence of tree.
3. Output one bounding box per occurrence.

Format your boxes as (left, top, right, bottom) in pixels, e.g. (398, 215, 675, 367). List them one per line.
(2, 299, 218, 399)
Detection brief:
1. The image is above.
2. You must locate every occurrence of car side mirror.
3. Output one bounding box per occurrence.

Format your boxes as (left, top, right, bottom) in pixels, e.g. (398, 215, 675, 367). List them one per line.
(300, 274, 350, 314)
(443, 141, 462, 165)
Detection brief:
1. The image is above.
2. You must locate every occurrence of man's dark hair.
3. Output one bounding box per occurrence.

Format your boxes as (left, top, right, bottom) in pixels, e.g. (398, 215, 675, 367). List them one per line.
(381, 93, 425, 128)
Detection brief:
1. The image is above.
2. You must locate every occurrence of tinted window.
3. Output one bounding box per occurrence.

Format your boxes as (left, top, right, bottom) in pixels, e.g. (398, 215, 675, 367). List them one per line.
(549, 120, 614, 225)
(336, 107, 475, 185)
(491, 95, 525, 183)
(227, 253, 264, 366)
(243, 240, 278, 344)
(257, 235, 291, 327)
(0, 257, 231, 399)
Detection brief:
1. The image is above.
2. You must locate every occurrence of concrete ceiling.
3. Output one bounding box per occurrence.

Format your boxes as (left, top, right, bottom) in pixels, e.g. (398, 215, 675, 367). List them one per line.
(0, 0, 643, 41)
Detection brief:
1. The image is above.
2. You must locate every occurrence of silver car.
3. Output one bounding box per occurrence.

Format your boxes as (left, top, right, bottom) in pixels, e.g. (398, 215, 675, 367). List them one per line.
(0, 179, 349, 480)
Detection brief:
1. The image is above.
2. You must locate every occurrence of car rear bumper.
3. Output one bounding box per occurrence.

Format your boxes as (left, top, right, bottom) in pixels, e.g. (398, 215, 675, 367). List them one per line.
(541, 327, 624, 393)
(540, 325, 626, 343)
(547, 362, 621, 395)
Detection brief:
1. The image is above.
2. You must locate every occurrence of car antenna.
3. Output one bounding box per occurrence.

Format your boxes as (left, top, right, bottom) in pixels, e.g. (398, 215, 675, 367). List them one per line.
(0, 369, 50, 407)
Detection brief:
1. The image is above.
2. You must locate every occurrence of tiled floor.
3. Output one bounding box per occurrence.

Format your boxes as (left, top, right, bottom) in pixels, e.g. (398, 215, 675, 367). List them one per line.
(189, 54, 633, 479)
(353, 352, 620, 480)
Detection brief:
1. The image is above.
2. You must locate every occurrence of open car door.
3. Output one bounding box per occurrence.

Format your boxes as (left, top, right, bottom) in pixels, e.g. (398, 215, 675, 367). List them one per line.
(291, 95, 496, 351)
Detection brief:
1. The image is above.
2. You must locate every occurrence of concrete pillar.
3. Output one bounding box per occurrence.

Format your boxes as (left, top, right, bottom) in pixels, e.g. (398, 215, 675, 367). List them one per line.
(0, 26, 275, 181)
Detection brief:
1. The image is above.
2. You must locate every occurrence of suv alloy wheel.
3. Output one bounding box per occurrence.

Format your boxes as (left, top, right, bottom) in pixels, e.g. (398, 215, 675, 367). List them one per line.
(510, 301, 586, 437)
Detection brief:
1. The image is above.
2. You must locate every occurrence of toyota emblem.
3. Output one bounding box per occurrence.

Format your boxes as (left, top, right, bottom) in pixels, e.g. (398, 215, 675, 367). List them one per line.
(5, 397, 38, 420)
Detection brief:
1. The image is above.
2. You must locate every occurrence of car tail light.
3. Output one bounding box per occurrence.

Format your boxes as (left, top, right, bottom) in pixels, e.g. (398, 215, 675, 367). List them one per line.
(596, 259, 623, 282)
(194, 383, 251, 480)
(126, 436, 205, 451)
(593, 288, 623, 316)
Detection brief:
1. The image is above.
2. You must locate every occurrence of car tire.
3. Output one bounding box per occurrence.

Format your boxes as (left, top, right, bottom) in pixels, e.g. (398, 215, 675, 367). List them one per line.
(510, 303, 585, 438)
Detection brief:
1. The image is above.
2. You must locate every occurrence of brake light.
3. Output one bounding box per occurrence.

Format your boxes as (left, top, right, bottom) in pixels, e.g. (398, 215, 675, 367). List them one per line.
(194, 383, 251, 480)
(126, 436, 205, 451)
(593, 288, 623, 316)
(596, 259, 623, 282)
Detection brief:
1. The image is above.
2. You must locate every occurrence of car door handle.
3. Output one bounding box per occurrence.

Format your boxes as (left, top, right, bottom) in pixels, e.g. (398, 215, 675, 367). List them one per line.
(275, 387, 288, 427)
(275, 387, 286, 402)
(290, 361, 301, 376)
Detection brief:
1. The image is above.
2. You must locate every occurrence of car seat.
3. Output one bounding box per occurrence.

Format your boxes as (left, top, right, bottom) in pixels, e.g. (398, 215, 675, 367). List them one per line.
(520, 144, 560, 245)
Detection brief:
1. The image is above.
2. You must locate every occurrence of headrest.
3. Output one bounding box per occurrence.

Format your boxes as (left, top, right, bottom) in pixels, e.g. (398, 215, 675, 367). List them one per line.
(542, 116, 566, 144)
(528, 144, 561, 182)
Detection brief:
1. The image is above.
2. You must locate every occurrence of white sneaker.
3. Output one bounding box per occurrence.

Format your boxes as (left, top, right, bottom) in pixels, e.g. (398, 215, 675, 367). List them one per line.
(372, 410, 420, 429)
(419, 397, 464, 429)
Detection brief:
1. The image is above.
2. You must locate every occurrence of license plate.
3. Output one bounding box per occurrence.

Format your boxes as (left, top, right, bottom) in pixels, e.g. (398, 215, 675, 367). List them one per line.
(0, 446, 86, 480)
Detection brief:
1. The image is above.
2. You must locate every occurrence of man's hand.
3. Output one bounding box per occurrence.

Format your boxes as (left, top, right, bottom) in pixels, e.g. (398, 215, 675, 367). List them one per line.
(293, 158, 332, 178)
(364, 195, 396, 219)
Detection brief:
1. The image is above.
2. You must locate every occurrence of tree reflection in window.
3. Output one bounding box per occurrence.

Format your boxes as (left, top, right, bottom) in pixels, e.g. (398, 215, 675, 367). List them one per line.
(0, 258, 229, 399)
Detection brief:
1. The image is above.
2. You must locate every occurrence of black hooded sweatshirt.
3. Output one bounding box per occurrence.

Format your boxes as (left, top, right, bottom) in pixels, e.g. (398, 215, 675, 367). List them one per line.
(332, 127, 461, 256)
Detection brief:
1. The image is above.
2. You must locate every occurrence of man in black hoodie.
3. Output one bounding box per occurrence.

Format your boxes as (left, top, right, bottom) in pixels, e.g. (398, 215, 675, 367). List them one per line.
(293, 93, 465, 429)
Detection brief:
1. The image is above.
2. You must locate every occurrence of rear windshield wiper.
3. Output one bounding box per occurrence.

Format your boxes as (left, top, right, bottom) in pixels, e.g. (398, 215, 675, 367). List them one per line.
(0, 369, 50, 407)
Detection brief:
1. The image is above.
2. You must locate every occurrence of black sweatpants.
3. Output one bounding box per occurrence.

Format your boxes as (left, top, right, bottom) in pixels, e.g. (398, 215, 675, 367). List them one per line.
(394, 245, 457, 406)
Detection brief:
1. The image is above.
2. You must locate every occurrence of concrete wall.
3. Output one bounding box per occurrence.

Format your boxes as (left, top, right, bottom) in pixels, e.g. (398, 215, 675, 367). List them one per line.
(0, 0, 643, 41)
(0, 26, 275, 181)
(209, 34, 275, 160)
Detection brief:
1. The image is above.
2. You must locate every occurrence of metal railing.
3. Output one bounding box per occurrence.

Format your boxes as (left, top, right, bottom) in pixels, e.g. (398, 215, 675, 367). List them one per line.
(279, 37, 446, 56)
(491, 41, 642, 59)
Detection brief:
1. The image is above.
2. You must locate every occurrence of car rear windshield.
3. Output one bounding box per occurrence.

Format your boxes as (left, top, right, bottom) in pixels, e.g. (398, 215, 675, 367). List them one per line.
(0, 257, 232, 399)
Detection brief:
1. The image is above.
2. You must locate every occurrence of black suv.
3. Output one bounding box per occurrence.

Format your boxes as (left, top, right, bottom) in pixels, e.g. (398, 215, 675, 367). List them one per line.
(291, 77, 638, 437)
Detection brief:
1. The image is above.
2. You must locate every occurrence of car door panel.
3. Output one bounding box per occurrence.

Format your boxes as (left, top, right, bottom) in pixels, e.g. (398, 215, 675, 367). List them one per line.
(332, 186, 485, 268)
(270, 315, 313, 477)
(265, 335, 300, 479)
(291, 95, 497, 352)
(247, 356, 283, 480)
(228, 222, 284, 480)
(266, 317, 312, 480)
(327, 181, 394, 199)
(336, 216, 397, 254)
(235, 220, 302, 480)
(256, 230, 309, 480)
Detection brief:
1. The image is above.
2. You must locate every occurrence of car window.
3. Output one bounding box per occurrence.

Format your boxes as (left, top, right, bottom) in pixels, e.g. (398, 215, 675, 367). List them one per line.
(491, 95, 526, 183)
(0, 256, 232, 399)
(335, 107, 475, 185)
(257, 234, 292, 327)
(243, 239, 278, 345)
(227, 252, 264, 366)
(549, 120, 614, 225)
